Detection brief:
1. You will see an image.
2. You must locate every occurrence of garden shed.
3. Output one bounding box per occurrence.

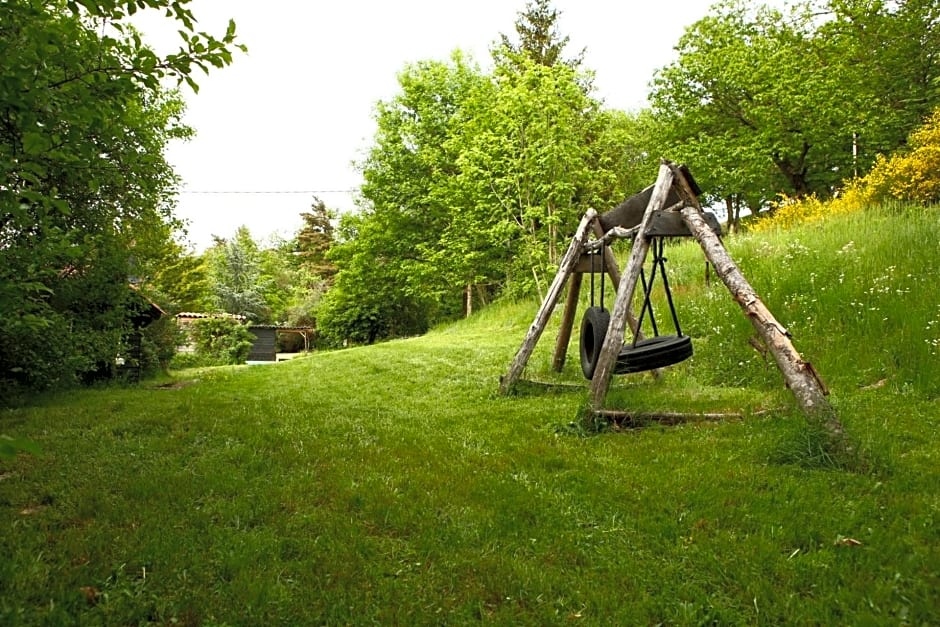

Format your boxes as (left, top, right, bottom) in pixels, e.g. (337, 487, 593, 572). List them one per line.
(118, 288, 165, 383)
(247, 325, 316, 362)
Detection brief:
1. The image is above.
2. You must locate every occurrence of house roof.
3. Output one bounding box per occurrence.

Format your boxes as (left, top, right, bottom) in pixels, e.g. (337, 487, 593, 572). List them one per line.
(176, 312, 247, 320)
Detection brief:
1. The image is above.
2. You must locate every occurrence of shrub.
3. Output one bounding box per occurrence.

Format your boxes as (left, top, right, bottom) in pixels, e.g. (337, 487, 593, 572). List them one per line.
(864, 107, 940, 204)
(754, 107, 940, 231)
(139, 316, 185, 375)
(187, 317, 253, 365)
(752, 183, 870, 232)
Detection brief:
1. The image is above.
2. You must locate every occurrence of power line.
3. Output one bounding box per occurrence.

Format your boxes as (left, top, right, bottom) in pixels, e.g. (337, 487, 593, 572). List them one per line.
(179, 189, 357, 195)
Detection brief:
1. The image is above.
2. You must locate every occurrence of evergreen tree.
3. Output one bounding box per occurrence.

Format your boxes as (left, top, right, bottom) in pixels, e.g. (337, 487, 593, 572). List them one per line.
(496, 0, 584, 70)
(296, 196, 337, 281)
(206, 226, 269, 321)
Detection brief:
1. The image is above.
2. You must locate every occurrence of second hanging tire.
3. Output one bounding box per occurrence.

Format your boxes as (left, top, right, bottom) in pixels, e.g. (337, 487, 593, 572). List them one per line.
(579, 306, 610, 380)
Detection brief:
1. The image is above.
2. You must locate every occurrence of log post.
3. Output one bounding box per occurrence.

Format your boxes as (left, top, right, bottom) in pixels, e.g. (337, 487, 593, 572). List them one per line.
(589, 163, 675, 412)
(552, 272, 582, 372)
(670, 167, 845, 442)
(500, 209, 598, 395)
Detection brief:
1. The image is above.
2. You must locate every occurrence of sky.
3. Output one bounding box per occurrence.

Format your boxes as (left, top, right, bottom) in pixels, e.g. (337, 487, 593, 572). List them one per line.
(137, 0, 723, 251)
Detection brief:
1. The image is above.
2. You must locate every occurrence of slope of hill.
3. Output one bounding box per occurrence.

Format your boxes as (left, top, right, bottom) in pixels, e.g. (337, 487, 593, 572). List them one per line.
(1, 206, 938, 624)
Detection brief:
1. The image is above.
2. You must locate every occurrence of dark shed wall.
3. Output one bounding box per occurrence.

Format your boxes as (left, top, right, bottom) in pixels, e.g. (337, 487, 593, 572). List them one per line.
(247, 327, 277, 361)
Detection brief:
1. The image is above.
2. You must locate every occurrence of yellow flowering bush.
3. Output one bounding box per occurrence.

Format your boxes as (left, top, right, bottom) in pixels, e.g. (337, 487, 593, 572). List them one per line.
(754, 107, 940, 231)
(752, 182, 869, 232)
(864, 108, 940, 204)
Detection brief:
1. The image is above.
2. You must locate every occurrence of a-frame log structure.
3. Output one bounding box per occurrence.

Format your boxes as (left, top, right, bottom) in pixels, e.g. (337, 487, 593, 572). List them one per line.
(499, 160, 844, 440)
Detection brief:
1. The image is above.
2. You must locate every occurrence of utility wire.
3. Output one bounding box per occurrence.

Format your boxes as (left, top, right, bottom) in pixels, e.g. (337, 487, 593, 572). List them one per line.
(179, 189, 357, 195)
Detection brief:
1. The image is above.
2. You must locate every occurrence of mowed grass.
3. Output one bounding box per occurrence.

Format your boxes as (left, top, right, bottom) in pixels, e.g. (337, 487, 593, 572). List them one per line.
(2, 206, 940, 625)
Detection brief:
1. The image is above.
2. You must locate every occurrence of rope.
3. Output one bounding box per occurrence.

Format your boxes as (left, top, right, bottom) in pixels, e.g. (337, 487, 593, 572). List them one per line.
(632, 237, 685, 346)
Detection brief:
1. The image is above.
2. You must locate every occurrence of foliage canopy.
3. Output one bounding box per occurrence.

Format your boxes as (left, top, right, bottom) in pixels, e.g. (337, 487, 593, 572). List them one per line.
(0, 0, 242, 392)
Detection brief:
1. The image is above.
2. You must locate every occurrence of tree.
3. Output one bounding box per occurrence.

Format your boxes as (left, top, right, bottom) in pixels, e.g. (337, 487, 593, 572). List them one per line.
(205, 227, 269, 321)
(317, 212, 431, 346)
(324, 52, 487, 343)
(444, 56, 601, 298)
(821, 0, 940, 164)
(0, 1, 242, 391)
(147, 243, 213, 314)
(650, 0, 940, 210)
(582, 109, 663, 207)
(496, 0, 584, 71)
(326, 4, 658, 341)
(295, 196, 337, 281)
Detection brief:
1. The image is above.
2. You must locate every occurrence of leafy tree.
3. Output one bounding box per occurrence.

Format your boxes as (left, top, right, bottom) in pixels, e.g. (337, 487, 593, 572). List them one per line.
(318, 212, 431, 346)
(148, 243, 213, 313)
(0, 0, 242, 391)
(445, 56, 601, 298)
(324, 52, 487, 343)
(279, 266, 328, 329)
(205, 226, 270, 321)
(576, 108, 665, 223)
(821, 0, 940, 165)
(254, 234, 327, 330)
(651, 0, 940, 209)
(327, 4, 646, 341)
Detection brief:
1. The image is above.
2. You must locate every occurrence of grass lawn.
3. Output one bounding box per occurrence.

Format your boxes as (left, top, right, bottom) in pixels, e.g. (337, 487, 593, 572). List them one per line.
(2, 207, 939, 624)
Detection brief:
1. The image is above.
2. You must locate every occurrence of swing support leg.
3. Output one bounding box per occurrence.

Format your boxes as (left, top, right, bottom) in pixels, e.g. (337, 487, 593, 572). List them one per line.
(589, 162, 676, 413)
(552, 272, 582, 372)
(500, 209, 598, 395)
(669, 164, 845, 444)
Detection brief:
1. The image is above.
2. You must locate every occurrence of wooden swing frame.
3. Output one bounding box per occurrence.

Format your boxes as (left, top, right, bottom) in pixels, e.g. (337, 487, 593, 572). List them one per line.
(498, 160, 844, 439)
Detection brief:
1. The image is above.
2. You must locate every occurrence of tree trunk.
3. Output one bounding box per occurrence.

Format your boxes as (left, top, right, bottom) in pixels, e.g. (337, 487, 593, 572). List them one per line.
(773, 142, 812, 197)
(724, 196, 735, 235)
(677, 197, 845, 444)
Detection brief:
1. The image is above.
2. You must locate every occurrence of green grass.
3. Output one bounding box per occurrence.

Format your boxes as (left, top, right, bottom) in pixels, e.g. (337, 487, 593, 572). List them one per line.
(2, 206, 940, 624)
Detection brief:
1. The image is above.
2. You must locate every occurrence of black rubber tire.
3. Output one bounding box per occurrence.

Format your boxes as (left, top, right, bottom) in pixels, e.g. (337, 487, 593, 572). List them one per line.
(579, 306, 610, 380)
(615, 334, 693, 374)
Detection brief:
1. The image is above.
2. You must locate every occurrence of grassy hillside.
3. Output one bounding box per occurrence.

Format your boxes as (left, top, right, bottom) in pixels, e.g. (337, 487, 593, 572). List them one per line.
(1, 206, 939, 624)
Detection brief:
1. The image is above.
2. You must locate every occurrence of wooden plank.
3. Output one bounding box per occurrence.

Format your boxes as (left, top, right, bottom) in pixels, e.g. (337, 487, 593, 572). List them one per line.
(499, 209, 598, 395)
(589, 162, 676, 411)
(574, 252, 606, 274)
(598, 182, 682, 232)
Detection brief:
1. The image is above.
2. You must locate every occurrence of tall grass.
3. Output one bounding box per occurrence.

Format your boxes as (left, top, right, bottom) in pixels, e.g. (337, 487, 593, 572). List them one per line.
(1, 205, 939, 624)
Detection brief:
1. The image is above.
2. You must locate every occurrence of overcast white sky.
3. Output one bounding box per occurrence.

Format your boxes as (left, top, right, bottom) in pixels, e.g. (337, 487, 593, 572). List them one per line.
(139, 1, 722, 251)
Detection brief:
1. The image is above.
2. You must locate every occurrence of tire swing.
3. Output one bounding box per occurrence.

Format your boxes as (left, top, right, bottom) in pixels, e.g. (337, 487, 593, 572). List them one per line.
(579, 248, 610, 379)
(617, 236, 692, 373)
(579, 237, 693, 380)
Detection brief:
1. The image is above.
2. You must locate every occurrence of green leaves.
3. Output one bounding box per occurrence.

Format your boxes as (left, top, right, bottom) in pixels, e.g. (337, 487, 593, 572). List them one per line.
(0, 0, 241, 392)
(651, 0, 940, 207)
